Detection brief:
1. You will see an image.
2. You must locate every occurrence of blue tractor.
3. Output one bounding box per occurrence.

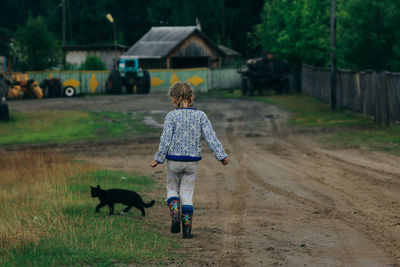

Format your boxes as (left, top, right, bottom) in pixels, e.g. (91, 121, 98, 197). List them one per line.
(105, 56, 150, 94)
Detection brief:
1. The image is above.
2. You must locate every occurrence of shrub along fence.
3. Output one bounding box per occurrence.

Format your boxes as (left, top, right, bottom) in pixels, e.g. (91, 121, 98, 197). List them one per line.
(302, 65, 400, 126)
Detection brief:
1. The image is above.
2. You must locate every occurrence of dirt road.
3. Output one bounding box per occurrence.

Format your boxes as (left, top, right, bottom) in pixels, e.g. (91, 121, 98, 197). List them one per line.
(7, 94, 400, 266)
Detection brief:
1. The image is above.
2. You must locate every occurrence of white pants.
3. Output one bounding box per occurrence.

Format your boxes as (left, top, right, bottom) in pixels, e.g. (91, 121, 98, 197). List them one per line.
(166, 160, 198, 206)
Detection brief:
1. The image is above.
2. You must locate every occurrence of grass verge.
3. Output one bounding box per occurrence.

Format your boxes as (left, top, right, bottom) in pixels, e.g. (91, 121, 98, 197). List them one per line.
(0, 151, 178, 266)
(211, 89, 400, 154)
(0, 111, 155, 146)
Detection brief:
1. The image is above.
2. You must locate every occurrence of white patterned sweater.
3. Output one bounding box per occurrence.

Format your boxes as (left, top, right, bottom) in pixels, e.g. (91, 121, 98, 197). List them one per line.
(154, 108, 227, 163)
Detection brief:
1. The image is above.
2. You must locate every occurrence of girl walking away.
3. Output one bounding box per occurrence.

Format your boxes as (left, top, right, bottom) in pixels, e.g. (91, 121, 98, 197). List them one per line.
(151, 81, 228, 239)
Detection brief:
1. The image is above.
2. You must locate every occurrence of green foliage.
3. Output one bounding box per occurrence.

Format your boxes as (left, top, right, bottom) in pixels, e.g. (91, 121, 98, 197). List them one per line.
(146, 0, 264, 56)
(336, 0, 400, 71)
(253, 0, 400, 71)
(0, 0, 265, 59)
(252, 0, 330, 67)
(0, 26, 12, 56)
(0, 111, 155, 145)
(12, 15, 62, 71)
(79, 55, 107, 70)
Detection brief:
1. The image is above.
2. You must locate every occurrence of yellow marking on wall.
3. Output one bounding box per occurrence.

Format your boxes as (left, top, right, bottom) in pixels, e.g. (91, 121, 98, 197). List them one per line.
(63, 78, 80, 88)
(89, 74, 98, 93)
(149, 67, 208, 72)
(186, 75, 204, 86)
(151, 77, 164, 87)
(49, 73, 53, 78)
(170, 72, 179, 85)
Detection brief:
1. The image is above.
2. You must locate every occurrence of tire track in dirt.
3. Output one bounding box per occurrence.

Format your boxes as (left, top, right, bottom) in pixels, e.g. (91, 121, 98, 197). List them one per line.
(216, 124, 250, 266)
(254, 135, 400, 264)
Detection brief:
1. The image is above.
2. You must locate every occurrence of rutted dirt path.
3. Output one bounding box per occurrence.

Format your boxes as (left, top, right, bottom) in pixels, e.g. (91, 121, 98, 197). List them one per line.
(5, 94, 400, 266)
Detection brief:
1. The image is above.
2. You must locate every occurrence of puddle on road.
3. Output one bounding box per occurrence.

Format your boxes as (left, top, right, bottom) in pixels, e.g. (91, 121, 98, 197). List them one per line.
(143, 116, 163, 128)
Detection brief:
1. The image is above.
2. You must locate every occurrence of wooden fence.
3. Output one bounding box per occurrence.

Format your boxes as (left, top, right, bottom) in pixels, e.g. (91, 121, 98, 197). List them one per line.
(302, 65, 400, 126)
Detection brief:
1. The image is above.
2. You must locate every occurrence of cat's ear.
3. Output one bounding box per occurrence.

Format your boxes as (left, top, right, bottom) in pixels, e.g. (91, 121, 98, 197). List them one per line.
(97, 185, 100, 188)
(90, 186, 94, 189)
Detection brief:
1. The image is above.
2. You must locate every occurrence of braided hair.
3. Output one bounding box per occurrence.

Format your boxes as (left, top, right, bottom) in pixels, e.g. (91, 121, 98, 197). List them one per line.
(169, 81, 194, 108)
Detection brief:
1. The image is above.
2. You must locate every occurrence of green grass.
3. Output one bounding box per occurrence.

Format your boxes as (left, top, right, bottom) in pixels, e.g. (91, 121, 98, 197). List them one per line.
(0, 111, 155, 145)
(210, 89, 374, 128)
(0, 159, 179, 266)
(323, 124, 400, 153)
(212, 89, 400, 153)
(256, 94, 374, 128)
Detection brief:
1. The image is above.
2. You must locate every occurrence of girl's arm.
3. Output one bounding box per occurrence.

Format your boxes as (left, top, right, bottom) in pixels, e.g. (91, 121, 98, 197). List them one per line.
(201, 113, 228, 162)
(153, 112, 175, 164)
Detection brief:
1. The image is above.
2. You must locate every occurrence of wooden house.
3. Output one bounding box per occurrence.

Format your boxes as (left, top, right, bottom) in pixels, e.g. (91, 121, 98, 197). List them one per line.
(124, 26, 238, 69)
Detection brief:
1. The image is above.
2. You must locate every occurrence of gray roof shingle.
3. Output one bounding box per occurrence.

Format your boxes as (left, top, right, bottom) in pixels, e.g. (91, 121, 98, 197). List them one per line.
(124, 26, 199, 58)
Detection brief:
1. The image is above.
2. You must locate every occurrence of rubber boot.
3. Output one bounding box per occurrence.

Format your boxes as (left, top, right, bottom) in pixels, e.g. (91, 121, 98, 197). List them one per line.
(181, 209, 193, 239)
(167, 197, 180, 233)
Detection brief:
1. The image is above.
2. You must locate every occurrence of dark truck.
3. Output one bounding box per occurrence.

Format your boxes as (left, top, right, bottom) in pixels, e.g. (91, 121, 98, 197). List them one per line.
(238, 54, 292, 96)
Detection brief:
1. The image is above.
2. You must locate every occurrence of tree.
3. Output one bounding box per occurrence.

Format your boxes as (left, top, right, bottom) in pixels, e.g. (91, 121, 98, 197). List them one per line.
(12, 15, 62, 71)
(0, 26, 12, 57)
(252, 0, 330, 67)
(146, 0, 264, 56)
(337, 0, 400, 71)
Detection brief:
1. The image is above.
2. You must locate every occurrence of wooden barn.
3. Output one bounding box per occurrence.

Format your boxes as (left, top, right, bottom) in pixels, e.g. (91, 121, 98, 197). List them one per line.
(124, 26, 238, 69)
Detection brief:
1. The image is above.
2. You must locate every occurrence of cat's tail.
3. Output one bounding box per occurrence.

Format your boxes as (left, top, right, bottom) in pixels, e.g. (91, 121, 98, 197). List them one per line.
(143, 200, 155, 208)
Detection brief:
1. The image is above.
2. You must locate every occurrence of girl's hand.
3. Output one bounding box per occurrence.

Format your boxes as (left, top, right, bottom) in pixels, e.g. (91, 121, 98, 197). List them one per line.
(151, 160, 159, 168)
(221, 158, 229, 166)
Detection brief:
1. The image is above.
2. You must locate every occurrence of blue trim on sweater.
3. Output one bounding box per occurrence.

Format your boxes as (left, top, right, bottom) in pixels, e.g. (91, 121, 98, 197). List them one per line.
(182, 205, 194, 214)
(166, 155, 201, 162)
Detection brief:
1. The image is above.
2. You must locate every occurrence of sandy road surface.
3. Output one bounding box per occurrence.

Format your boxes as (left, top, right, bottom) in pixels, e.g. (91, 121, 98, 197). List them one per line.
(6, 94, 400, 266)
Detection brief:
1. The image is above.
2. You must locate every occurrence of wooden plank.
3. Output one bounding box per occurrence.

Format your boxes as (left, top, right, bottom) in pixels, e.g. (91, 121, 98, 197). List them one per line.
(374, 72, 389, 127)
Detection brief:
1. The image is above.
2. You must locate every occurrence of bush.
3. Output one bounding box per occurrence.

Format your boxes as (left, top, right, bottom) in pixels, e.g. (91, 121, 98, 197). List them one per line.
(12, 15, 62, 71)
(79, 55, 107, 70)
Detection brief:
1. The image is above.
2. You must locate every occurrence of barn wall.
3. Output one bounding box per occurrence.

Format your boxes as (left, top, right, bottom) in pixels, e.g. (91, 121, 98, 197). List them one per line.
(168, 33, 222, 68)
(15, 67, 241, 95)
(65, 50, 124, 70)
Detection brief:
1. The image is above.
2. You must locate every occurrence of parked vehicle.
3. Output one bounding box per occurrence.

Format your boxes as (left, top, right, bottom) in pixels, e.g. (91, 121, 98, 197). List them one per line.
(40, 78, 63, 98)
(238, 54, 292, 96)
(105, 56, 150, 94)
(0, 74, 9, 121)
(2, 73, 43, 100)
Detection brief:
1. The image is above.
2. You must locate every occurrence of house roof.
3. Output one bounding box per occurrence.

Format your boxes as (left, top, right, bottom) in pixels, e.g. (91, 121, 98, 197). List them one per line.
(124, 26, 222, 59)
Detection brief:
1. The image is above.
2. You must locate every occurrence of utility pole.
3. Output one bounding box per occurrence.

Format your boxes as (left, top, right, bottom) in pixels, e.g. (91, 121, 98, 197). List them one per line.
(330, 0, 337, 110)
(106, 13, 117, 58)
(62, 0, 66, 67)
(62, 0, 66, 47)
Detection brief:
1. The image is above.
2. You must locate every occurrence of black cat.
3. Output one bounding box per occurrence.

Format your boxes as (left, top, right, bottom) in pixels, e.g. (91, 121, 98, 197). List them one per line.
(90, 185, 155, 216)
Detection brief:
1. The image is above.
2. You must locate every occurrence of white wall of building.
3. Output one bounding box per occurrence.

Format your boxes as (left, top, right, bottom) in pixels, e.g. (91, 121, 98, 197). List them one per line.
(65, 50, 125, 70)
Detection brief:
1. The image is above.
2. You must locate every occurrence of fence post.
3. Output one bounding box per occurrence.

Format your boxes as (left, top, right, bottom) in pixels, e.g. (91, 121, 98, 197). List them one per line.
(374, 72, 389, 127)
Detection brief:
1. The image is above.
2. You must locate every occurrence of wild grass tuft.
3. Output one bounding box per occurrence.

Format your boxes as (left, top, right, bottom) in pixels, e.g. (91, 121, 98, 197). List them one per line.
(0, 152, 177, 266)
